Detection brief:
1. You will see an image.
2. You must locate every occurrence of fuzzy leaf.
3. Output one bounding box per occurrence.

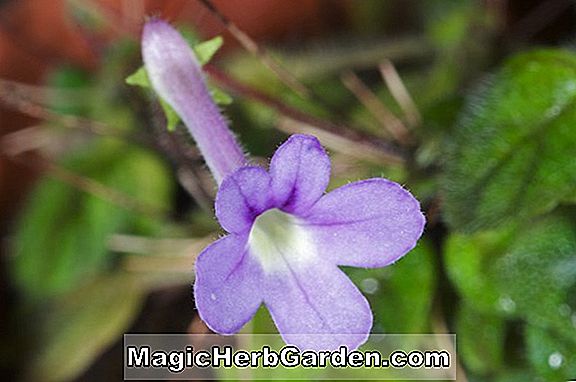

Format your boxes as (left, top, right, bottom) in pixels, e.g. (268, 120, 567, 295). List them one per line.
(12, 146, 171, 298)
(526, 325, 576, 381)
(444, 228, 515, 315)
(489, 212, 576, 343)
(443, 50, 576, 232)
(457, 303, 505, 374)
(347, 241, 436, 333)
(27, 274, 145, 382)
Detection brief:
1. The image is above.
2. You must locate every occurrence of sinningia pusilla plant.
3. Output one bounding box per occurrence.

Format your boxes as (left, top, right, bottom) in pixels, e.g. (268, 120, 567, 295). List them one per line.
(142, 19, 425, 351)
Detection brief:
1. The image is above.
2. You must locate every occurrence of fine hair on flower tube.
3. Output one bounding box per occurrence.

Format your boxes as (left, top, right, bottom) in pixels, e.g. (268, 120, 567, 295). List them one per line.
(142, 19, 425, 351)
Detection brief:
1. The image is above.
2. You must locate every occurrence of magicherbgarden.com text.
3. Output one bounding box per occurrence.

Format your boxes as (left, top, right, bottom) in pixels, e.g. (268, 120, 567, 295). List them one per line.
(126, 345, 451, 372)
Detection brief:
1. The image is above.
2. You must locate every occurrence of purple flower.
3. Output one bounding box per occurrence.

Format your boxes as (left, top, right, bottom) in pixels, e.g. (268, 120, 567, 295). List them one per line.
(142, 20, 425, 351)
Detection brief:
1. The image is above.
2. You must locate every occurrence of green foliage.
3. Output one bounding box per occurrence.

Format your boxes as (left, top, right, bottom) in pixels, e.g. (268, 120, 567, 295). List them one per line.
(423, 0, 493, 103)
(526, 325, 576, 381)
(443, 50, 576, 232)
(12, 144, 171, 298)
(446, 211, 576, 378)
(442, 50, 576, 379)
(457, 303, 505, 374)
(416, 96, 463, 168)
(490, 212, 576, 343)
(427, 2, 472, 48)
(346, 241, 436, 333)
(27, 274, 146, 382)
(445, 227, 515, 315)
(373, 241, 436, 333)
(124, 66, 147, 87)
(193, 36, 224, 64)
(493, 369, 539, 382)
(46, 66, 92, 116)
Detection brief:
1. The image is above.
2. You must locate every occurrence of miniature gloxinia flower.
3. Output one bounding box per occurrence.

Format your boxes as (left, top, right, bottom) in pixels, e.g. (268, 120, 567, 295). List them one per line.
(142, 20, 425, 351)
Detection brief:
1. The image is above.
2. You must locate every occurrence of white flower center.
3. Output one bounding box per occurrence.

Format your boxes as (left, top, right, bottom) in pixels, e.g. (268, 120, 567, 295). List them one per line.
(248, 208, 316, 273)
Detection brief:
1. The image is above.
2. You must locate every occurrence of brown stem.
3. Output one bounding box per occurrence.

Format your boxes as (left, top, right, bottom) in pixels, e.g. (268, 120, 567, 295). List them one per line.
(0, 78, 151, 147)
(147, 99, 214, 211)
(205, 65, 406, 165)
(4, 153, 167, 220)
(379, 59, 422, 128)
(341, 71, 412, 145)
(198, 0, 311, 98)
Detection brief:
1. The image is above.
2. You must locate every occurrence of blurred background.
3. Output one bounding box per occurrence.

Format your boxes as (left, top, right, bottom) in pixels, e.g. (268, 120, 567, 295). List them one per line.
(1, 0, 575, 381)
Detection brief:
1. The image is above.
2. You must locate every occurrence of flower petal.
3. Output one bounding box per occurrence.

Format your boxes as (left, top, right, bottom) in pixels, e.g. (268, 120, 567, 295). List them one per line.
(270, 134, 330, 215)
(305, 178, 425, 267)
(262, 257, 372, 351)
(194, 234, 263, 334)
(215, 166, 273, 234)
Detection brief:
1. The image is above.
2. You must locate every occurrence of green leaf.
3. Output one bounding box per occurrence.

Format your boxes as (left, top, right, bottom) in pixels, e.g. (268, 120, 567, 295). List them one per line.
(27, 273, 145, 382)
(489, 212, 576, 343)
(46, 66, 92, 116)
(250, 305, 278, 334)
(159, 99, 181, 131)
(444, 227, 515, 315)
(492, 369, 539, 382)
(427, 2, 473, 49)
(457, 303, 505, 374)
(194, 36, 223, 65)
(126, 36, 228, 131)
(347, 241, 436, 333)
(376, 241, 436, 333)
(125, 68, 181, 131)
(422, 2, 494, 104)
(211, 86, 233, 105)
(416, 96, 463, 168)
(124, 66, 148, 87)
(446, 212, 576, 376)
(12, 145, 171, 298)
(443, 49, 576, 232)
(526, 325, 576, 381)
